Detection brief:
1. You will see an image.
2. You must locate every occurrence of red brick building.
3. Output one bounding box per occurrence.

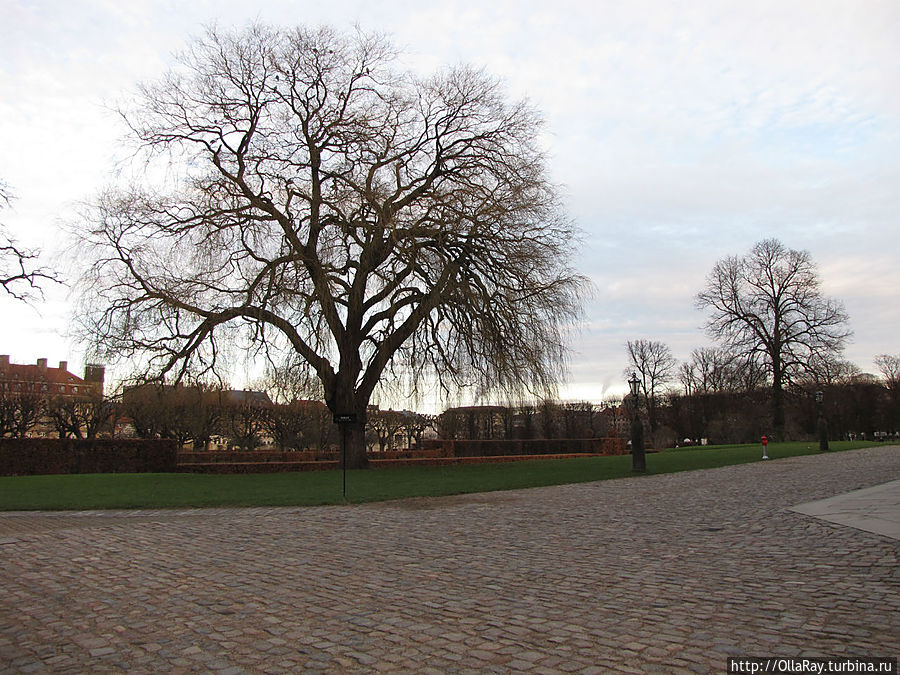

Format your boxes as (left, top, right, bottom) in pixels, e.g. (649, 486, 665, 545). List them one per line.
(0, 356, 106, 437)
(0, 355, 104, 398)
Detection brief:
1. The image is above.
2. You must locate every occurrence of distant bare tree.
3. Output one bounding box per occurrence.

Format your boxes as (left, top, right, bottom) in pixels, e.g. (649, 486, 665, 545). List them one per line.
(875, 353, 900, 432)
(680, 347, 731, 396)
(539, 398, 560, 439)
(122, 384, 171, 439)
(257, 355, 323, 405)
(47, 394, 117, 439)
(805, 353, 860, 386)
(560, 401, 596, 438)
(220, 391, 272, 451)
(875, 354, 900, 392)
(185, 386, 227, 450)
(679, 347, 765, 396)
(367, 408, 407, 452)
(265, 400, 332, 451)
(625, 339, 676, 431)
(518, 402, 537, 439)
(123, 382, 224, 447)
(0, 181, 57, 300)
(401, 412, 433, 448)
(0, 390, 44, 437)
(437, 406, 507, 440)
(696, 239, 850, 435)
(255, 357, 331, 451)
(74, 24, 585, 468)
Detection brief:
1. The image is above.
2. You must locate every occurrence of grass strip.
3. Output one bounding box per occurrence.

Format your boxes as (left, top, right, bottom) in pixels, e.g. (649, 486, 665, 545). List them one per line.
(0, 441, 883, 511)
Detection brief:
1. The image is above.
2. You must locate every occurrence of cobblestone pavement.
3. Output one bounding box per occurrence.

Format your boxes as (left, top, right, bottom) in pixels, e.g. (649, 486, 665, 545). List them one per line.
(1, 446, 898, 674)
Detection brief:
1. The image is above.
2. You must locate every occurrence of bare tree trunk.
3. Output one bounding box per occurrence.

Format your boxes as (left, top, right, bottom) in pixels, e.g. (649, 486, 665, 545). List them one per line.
(772, 354, 785, 438)
(772, 380, 785, 438)
(340, 419, 368, 469)
(330, 386, 369, 469)
(647, 397, 659, 433)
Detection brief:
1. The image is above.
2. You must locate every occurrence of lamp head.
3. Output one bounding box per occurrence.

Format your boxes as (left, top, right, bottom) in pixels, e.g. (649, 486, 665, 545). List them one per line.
(628, 372, 640, 397)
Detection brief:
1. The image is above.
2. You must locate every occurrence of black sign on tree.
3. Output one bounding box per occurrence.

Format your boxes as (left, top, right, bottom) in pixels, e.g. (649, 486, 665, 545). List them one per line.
(333, 413, 358, 501)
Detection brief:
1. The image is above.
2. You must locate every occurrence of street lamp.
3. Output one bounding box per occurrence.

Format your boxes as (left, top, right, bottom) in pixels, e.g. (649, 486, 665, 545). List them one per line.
(628, 372, 646, 472)
(816, 390, 829, 452)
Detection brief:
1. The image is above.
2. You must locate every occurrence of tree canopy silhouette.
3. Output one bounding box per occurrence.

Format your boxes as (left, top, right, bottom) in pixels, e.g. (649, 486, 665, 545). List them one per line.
(696, 238, 850, 435)
(624, 339, 675, 432)
(75, 24, 585, 467)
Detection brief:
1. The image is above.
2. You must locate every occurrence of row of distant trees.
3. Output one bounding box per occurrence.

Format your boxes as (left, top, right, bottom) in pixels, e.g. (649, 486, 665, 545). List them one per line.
(436, 401, 616, 441)
(618, 238, 898, 447)
(668, 364, 899, 446)
(0, 391, 117, 440)
(431, 364, 900, 449)
(0, 381, 330, 449)
(0, 377, 617, 448)
(625, 340, 900, 447)
(0, 379, 440, 453)
(122, 384, 333, 452)
(124, 386, 437, 453)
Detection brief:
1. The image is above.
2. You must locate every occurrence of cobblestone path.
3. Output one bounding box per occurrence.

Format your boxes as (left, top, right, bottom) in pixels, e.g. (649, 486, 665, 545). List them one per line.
(1, 446, 898, 673)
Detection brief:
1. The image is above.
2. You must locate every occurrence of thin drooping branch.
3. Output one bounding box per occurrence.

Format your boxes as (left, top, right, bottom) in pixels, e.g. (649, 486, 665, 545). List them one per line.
(0, 182, 60, 300)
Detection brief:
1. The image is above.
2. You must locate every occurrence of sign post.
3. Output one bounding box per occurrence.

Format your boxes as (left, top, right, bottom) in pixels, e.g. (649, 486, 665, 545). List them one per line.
(333, 413, 358, 502)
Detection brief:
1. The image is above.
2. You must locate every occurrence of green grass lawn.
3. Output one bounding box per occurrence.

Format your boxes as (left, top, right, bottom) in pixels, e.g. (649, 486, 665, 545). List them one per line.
(0, 440, 884, 511)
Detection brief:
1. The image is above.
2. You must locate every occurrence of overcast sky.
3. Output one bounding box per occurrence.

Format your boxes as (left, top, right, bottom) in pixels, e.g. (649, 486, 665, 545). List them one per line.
(1, 0, 898, 407)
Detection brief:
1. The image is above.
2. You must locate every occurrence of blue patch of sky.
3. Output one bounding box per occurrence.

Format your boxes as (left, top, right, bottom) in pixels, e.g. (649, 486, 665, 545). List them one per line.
(753, 119, 879, 163)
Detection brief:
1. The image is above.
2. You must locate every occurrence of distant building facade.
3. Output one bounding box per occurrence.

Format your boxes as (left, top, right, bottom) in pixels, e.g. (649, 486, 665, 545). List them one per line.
(0, 355, 104, 399)
(0, 355, 106, 437)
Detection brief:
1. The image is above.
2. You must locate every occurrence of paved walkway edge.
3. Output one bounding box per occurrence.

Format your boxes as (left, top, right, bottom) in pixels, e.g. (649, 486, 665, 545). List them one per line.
(790, 478, 900, 541)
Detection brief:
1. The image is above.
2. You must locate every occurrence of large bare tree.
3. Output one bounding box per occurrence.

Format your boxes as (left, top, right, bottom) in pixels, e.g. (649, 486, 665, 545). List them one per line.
(75, 24, 584, 468)
(696, 239, 850, 435)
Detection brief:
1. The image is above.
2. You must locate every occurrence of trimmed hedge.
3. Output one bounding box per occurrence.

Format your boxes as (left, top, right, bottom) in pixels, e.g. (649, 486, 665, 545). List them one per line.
(172, 439, 627, 474)
(177, 448, 448, 464)
(0, 438, 178, 476)
(176, 453, 624, 474)
(422, 437, 627, 457)
(369, 453, 618, 468)
(178, 450, 338, 464)
(177, 460, 340, 474)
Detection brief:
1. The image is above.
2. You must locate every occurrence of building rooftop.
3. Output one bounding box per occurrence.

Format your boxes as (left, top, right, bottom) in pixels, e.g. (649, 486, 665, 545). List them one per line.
(0, 356, 104, 395)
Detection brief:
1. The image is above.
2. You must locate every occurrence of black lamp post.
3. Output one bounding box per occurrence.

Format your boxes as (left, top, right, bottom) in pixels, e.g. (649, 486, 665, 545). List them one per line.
(816, 390, 829, 452)
(629, 372, 646, 472)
